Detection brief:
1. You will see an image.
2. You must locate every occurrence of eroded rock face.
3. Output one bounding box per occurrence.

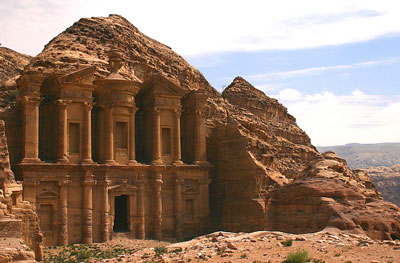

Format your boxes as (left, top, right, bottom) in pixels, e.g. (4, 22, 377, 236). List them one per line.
(0, 47, 31, 110)
(0, 120, 43, 261)
(265, 152, 400, 240)
(363, 165, 400, 207)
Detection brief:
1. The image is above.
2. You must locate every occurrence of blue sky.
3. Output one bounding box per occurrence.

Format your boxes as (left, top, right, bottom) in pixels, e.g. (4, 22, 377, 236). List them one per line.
(0, 0, 399, 146)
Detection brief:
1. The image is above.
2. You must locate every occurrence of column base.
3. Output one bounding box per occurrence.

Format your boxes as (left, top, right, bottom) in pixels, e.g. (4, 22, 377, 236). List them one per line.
(173, 160, 183, 165)
(82, 238, 92, 244)
(105, 160, 117, 165)
(21, 157, 41, 164)
(128, 160, 138, 166)
(151, 159, 163, 165)
(81, 159, 95, 164)
(194, 160, 210, 166)
(57, 158, 70, 164)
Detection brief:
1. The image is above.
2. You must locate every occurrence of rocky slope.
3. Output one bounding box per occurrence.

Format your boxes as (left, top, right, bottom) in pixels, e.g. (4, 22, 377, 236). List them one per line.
(6, 14, 400, 240)
(362, 165, 400, 207)
(0, 47, 31, 110)
(318, 142, 400, 169)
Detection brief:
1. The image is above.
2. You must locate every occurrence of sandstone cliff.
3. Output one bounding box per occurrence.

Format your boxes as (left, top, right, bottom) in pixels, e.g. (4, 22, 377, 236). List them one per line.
(0, 120, 43, 261)
(5, 14, 400, 240)
(0, 47, 31, 110)
(362, 165, 400, 207)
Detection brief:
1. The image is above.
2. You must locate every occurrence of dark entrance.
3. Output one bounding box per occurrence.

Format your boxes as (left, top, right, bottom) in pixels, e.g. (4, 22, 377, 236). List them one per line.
(113, 195, 129, 232)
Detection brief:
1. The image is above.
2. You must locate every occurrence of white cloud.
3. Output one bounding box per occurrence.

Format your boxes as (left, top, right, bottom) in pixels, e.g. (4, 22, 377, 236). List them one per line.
(2, 0, 400, 56)
(272, 89, 400, 146)
(247, 57, 400, 81)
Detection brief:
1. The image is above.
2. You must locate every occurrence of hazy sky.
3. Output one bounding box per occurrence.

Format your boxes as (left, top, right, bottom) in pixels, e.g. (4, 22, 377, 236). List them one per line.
(1, 0, 399, 146)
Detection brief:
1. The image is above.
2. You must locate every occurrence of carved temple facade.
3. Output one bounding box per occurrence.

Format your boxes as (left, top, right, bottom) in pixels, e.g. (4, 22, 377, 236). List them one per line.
(15, 49, 210, 246)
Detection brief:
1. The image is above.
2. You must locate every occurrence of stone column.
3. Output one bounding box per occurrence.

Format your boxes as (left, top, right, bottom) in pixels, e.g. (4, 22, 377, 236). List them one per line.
(173, 110, 183, 164)
(58, 178, 71, 246)
(104, 107, 115, 164)
(128, 107, 137, 165)
(174, 177, 184, 239)
(82, 173, 96, 244)
(57, 100, 69, 163)
(81, 102, 93, 164)
(154, 171, 163, 240)
(137, 177, 145, 239)
(152, 108, 162, 164)
(21, 97, 41, 163)
(193, 110, 207, 165)
(101, 180, 111, 242)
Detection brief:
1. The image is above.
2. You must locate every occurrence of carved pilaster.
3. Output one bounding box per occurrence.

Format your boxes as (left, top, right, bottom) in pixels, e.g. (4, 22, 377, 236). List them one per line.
(58, 178, 71, 245)
(100, 179, 111, 242)
(137, 176, 145, 239)
(22, 178, 39, 210)
(154, 172, 163, 240)
(82, 174, 96, 244)
(174, 177, 184, 239)
(129, 188, 137, 238)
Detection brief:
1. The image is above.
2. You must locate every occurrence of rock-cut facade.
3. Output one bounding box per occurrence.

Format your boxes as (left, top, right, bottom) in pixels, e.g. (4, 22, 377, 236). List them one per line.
(16, 48, 211, 246)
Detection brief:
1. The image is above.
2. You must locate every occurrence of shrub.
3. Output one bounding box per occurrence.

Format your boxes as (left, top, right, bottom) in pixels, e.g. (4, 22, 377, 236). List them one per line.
(282, 250, 309, 263)
(154, 245, 168, 256)
(281, 239, 293, 247)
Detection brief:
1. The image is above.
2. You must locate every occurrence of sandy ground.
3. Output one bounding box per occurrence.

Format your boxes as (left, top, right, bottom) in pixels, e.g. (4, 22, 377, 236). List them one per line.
(43, 229, 400, 263)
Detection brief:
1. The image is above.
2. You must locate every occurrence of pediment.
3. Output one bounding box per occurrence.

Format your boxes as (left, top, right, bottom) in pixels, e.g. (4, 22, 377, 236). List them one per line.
(61, 66, 96, 85)
(141, 74, 186, 97)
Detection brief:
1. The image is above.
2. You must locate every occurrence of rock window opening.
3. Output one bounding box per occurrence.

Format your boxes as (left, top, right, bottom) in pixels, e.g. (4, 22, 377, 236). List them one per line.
(68, 123, 80, 154)
(162, 128, 171, 155)
(113, 195, 129, 232)
(184, 199, 195, 221)
(115, 122, 128, 149)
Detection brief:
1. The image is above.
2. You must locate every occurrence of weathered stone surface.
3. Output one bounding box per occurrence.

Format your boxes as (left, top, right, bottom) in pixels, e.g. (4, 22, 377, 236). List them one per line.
(363, 165, 400, 207)
(264, 152, 400, 240)
(0, 47, 31, 110)
(0, 120, 43, 261)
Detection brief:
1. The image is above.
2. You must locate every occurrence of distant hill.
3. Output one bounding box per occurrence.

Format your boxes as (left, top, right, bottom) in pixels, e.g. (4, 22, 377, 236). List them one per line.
(317, 142, 400, 169)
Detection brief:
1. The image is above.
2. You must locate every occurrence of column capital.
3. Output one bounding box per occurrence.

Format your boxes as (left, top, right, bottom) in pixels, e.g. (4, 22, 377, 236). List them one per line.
(173, 108, 182, 116)
(83, 178, 97, 187)
(82, 101, 94, 111)
(154, 172, 163, 186)
(131, 106, 138, 114)
(58, 178, 72, 187)
(19, 96, 42, 106)
(98, 179, 112, 187)
(55, 99, 72, 106)
(175, 178, 184, 185)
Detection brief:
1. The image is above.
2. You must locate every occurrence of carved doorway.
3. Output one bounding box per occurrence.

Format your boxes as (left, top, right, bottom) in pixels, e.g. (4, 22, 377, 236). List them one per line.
(113, 195, 128, 232)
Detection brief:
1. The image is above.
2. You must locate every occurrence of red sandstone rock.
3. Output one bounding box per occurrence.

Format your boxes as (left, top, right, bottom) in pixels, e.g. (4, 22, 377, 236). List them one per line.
(0, 14, 399, 245)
